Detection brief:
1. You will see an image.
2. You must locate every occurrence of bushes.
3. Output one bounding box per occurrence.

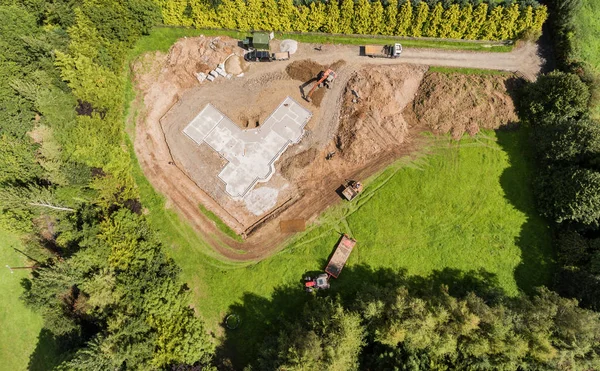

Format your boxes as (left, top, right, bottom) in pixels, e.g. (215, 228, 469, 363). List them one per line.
(157, 0, 547, 41)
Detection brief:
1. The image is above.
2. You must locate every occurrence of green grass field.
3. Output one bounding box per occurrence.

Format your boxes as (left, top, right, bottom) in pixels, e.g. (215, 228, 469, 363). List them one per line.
(573, 0, 600, 118)
(127, 127, 553, 364)
(0, 231, 44, 370)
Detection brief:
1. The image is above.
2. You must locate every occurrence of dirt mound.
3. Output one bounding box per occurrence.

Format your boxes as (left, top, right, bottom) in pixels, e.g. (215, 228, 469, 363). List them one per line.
(280, 148, 318, 180)
(409, 72, 519, 139)
(285, 59, 346, 81)
(335, 65, 428, 163)
(161, 36, 243, 89)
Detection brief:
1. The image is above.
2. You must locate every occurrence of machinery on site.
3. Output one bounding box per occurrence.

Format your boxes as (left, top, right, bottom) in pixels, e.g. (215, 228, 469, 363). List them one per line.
(364, 43, 402, 58)
(303, 69, 337, 102)
(304, 234, 357, 292)
(244, 50, 290, 62)
(341, 180, 363, 201)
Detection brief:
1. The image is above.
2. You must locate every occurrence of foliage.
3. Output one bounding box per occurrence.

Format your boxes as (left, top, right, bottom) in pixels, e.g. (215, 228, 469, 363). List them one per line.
(520, 71, 590, 122)
(156, 0, 547, 41)
(251, 270, 600, 370)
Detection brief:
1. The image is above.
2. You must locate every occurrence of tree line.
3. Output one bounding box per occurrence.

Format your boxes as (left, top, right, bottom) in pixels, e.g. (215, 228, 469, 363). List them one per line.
(231, 267, 600, 370)
(0, 0, 215, 368)
(157, 0, 547, 41)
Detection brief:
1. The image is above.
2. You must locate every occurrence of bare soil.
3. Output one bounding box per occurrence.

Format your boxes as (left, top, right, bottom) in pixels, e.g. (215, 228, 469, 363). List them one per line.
(131, 35, 540, 261)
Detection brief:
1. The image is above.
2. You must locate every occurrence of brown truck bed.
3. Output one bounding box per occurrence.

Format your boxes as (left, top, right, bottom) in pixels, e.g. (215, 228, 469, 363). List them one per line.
(364, 45, 387, 57)
(325, 235, 357, 278)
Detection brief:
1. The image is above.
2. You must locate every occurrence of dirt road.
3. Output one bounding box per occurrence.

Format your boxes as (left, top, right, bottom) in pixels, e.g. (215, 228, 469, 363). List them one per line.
(131, 37, 541, 263)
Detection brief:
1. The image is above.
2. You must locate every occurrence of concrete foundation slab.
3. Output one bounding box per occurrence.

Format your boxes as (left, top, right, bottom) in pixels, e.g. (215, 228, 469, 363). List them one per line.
(183, 96, 312, 199)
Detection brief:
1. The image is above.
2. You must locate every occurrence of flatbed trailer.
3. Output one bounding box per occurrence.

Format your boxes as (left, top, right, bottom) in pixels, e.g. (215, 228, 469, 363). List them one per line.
(325, 235, 357, 278)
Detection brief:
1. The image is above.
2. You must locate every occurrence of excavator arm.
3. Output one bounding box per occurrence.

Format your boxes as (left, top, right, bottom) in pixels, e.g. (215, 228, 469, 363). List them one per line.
(305, 69, 336, 101)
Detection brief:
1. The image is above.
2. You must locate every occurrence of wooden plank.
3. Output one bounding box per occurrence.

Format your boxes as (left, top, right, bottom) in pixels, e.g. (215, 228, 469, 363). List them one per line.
(279, 219, 306, 233)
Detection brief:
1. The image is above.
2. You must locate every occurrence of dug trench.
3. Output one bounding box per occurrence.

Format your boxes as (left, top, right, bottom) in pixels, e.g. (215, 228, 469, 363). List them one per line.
(131, 35, 524, 261)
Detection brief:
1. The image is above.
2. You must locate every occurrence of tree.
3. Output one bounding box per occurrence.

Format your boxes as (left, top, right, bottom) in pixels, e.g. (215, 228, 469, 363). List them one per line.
(535, 165, 600, 226)
(410, 2, 429, 37)
(464, 2, 487, 40)
(352, 0, 372, 35)
(423, 2, 443, 38)
(307, 2, 327, 32)
(216, 0, 238, 29)
(440, 4, 460, 39)
(339, 0, 354, 34)
(395, 0, 412, 36)
(533, 118, 600, 168)
(324, 0, 341, 34)
(521, 71, 591, 122)
(479, 5, 503, 40)
(382, 0, 398, 36)
(369, 0, 384, 35)
(501, 3, 520, 40)
(454, 4, 472, 39)
(532, 5, 548, 34)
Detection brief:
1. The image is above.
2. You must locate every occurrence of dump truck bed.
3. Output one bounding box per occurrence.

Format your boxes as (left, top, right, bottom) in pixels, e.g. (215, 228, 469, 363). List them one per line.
(342, 186, 358, 201)
(365, 45, 388, 57)
(325, 235, 356, 278)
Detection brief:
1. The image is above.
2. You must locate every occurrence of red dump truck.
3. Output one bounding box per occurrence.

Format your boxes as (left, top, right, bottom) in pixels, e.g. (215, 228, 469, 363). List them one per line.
(364, 43, 402, 58)
(304, 235, 357, 292)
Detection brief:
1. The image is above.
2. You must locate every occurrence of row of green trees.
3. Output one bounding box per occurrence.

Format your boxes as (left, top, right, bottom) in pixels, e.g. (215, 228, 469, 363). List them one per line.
(246, 268, 600, 370)
(0, 0, 216, 368)
(520, 70, 600, 310)
(156, 0, 547, 41)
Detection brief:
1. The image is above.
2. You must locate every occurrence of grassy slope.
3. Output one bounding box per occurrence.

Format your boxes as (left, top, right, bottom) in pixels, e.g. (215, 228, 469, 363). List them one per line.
(572, 0, 600, 117)
(0, 231, 44, 370)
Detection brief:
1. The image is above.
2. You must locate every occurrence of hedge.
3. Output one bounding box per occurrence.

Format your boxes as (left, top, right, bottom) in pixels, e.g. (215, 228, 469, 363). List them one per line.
(155, 0, 547, 41)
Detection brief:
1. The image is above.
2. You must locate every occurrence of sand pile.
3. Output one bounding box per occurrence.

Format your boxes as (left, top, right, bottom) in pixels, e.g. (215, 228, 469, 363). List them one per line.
(409, 72, 519, 139)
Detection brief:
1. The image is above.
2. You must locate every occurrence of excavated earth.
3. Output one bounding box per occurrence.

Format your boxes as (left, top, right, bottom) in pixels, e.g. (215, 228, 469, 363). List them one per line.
(131, 35, 539, 261)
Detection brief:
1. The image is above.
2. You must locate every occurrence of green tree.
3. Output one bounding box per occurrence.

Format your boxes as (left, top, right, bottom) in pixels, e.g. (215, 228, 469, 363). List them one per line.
(515, 5, 534, 38)
(410, 1, 429, 37)
(382, 0, 398, 36)
(307, 1, 327, 32)
(480, 5, 504, 40)
(216, 0, 238, 29)
(370, 0, 384, 35)
(234, 0, 251, 31)
(465, 2, 487, 40)
(339, 0, 354, 34)
(423, 2, 443, 37)
(440, 4, 460, 39)
(521, 71, 591, 122)
(534, 118, 600, 167)
(395, 0, 412, 36)
(352, 0, 372, 35)
(501, 3, 520, 40)
(454, 4, 473, 39)
(532, 5, 549, 34)
(536, 165, 600, 226)
(324, 0, 341, 34)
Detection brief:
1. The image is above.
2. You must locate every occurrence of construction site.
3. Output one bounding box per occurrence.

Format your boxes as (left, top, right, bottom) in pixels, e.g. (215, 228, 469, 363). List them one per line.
(131, 34, 533, 260)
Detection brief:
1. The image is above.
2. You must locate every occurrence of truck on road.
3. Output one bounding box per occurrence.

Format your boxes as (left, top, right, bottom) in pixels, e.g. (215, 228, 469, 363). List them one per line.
(364, 43, 402, 58)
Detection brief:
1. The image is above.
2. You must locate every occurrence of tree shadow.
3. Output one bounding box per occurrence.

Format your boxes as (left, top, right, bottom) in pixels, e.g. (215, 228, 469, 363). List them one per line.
(27, 329, 69, 371)
(495, 128, 556, 294)
(215, 265, 507, 369)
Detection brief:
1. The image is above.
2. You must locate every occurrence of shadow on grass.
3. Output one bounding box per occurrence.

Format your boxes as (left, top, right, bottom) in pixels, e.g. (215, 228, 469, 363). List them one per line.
(215, 264, 507, 369)
(27, 329, 69, 371)
(495, 127, 555, 293)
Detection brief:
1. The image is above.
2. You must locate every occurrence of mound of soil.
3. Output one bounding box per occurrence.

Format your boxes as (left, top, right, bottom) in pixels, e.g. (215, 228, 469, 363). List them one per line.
(285, 59, 347, 82)
(280, 148, 318, 180)
(335, 65, 428, 163)
(409, 72, 519, 139)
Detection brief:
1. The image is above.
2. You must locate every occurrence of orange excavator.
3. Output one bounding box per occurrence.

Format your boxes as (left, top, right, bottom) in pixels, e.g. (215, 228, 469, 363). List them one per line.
(303, 69, 337, 102)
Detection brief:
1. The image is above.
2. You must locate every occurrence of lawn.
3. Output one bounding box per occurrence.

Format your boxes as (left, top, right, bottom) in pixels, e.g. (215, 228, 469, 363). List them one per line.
(0, 230, 44, 370)
(572, 0, 600, 118)
(129, 128, 553, 365)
